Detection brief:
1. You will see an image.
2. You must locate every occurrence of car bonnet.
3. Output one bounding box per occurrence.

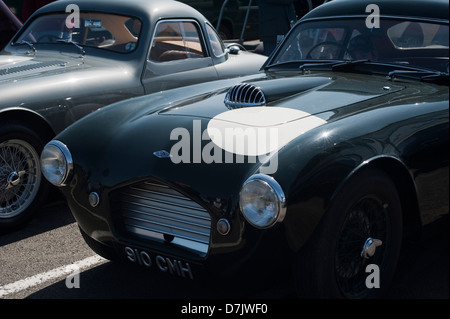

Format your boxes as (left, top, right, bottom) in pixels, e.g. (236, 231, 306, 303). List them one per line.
(157, 75, 405, 156)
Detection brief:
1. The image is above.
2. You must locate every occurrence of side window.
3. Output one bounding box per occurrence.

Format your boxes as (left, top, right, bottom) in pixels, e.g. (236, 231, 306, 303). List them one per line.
(149, 20, 206, 62)
(206, 23, 226, 57)
(387, 21, 449, 49)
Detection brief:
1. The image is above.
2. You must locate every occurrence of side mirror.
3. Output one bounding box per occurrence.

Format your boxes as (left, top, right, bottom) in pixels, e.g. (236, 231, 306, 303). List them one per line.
(226, 43, 246, 55)
(228, 45, 241, 55)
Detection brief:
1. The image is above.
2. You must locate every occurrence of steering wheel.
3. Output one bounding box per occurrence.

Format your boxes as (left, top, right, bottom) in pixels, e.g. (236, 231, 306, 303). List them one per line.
(306, 41, 352, 59)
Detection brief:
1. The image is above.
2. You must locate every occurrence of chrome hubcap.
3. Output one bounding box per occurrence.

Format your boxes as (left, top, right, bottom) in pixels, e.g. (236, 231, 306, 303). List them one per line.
(5, 170, 25, 189)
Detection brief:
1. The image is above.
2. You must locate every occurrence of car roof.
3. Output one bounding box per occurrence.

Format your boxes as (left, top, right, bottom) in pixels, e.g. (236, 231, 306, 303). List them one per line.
(303, 0, 449, 22)
(32, 0, 209, 24)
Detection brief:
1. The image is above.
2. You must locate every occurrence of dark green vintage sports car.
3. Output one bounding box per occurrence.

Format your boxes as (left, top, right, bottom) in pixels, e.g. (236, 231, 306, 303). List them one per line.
(0, 0, 266, 230)
(41, 0, 448, 298)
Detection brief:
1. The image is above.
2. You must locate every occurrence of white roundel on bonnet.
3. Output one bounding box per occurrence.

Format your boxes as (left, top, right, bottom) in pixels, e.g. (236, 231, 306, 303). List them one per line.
(207, 107, 327, 156)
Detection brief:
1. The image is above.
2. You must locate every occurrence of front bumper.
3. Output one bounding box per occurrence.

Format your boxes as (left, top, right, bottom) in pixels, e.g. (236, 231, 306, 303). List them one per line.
(64, 177, 294, 280)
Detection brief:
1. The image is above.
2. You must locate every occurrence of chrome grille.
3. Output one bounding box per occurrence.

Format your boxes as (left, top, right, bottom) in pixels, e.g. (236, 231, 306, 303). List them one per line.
(224, 83, 266, 109)
(119, 181, 211, 255)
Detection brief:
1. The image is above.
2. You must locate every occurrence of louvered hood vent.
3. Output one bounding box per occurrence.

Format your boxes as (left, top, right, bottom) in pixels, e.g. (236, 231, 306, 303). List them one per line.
(0, 60, 67, 76)
(224, 83, 266, 109)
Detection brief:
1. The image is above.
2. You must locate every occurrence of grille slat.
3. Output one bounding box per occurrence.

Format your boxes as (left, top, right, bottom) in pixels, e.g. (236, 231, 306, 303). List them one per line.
(224, 83, 266, 109)
(123, 187, 209, 217)
(118, 181, 211, 255)
(123, 209, 210, 244)
(121, 198, 211, 225)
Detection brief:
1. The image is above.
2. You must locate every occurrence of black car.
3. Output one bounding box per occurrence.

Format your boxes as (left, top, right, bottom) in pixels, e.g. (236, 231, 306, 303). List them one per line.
(41, 0, 448, 298)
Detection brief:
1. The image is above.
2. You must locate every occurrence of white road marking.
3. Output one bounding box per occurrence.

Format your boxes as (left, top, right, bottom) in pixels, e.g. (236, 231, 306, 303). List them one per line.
(0, 255, 106, 298)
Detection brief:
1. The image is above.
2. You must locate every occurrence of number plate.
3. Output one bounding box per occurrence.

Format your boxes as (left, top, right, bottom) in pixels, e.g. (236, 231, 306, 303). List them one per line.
(123, 246, 195, 280)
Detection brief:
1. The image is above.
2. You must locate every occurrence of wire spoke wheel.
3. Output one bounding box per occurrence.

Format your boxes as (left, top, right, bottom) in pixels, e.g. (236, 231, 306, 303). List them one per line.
(335, 196, 389, 298)
(0, 139, 41, 219)
(294, 168, 402, 299)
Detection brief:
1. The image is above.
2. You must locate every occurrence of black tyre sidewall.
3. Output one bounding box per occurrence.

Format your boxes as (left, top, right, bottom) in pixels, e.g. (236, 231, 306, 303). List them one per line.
(0, 123, 50, 230)
(295, 168, 403, 298)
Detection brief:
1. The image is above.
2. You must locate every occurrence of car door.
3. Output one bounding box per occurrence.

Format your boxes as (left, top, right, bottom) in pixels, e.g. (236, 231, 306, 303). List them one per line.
(142, 19, 219, 94)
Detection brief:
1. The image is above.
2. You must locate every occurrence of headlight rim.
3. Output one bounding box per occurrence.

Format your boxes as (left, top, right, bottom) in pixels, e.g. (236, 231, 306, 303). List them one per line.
(41, 140, 73, 186)
(239, 173, 287, 229)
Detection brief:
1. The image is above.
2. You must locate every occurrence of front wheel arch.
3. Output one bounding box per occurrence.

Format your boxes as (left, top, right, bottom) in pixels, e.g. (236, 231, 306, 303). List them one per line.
(0, 109, 55, 142)
(333, 157, 422, 240)
(294, 167, 403, 298)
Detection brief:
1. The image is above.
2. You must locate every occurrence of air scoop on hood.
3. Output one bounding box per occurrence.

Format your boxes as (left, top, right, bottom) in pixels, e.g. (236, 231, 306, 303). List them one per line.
(224, 76, 332, 109)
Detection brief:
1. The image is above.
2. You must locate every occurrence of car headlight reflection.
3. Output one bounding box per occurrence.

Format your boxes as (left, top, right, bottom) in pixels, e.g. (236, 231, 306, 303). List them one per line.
(40, 140, 73, 186)
(239, 174, 286, 229)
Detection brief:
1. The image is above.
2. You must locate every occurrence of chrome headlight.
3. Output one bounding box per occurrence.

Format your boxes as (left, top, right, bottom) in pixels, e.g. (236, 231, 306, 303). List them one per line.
(40, 140, 73, 186)
(239, 174, 286, 229)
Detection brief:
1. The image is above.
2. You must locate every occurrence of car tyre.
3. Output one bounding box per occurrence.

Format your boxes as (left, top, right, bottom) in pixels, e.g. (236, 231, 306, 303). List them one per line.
(0, 123, 50, 230)
(294, 167, 403, 298)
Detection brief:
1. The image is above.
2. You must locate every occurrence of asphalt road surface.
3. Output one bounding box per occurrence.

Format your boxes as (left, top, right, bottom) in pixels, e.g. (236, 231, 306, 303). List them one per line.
(0, 192, 448, 302)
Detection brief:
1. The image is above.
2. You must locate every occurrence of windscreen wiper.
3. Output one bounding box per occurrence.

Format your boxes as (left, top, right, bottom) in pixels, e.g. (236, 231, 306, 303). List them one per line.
(56, 39, 86, 60)
(18, 40, 37, 56)
(299, 59, 370, 73)
(264, 60, 306, 70)
(331, 59, 371, 70)
(387, 69, 449, 84)
(421, 72, 449, 85)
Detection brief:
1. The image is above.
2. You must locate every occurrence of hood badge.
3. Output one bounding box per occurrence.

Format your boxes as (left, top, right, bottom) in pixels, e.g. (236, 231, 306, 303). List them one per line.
(153, 150, 173, 159)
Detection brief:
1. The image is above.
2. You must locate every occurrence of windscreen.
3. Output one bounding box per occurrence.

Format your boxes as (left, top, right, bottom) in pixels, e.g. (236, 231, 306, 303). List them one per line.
(15, 12, 142, 53)
(271, 18, 448, 72)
